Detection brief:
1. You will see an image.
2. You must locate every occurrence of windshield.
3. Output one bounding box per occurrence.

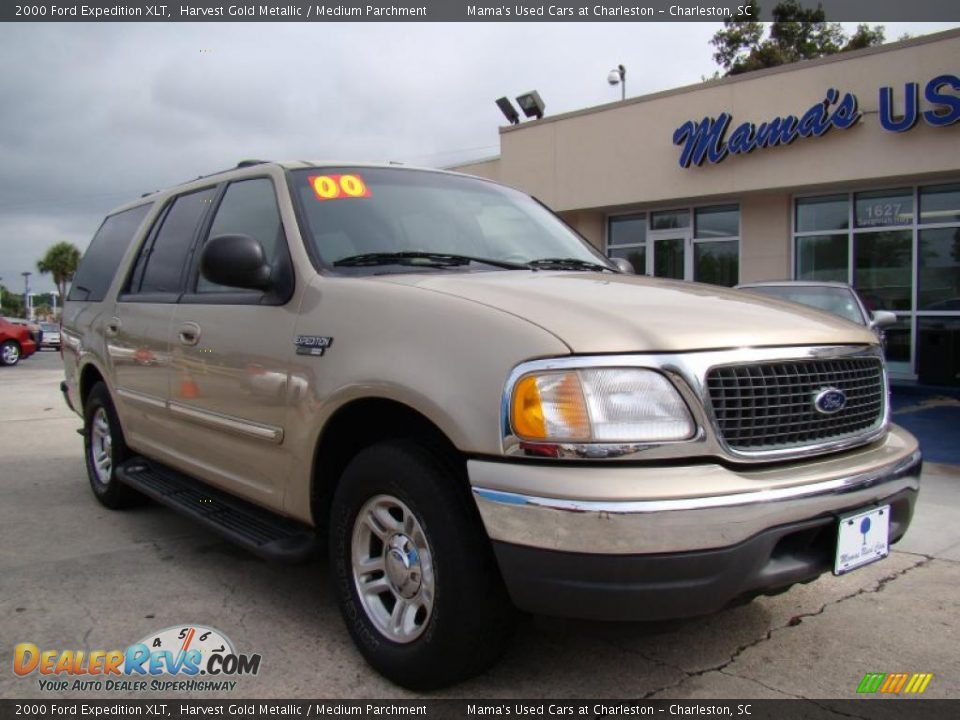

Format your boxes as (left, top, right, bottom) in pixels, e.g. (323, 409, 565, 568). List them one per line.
(41, 323, 59, 332)
(290, 167, 610, 272)
(744, 285, 866, 325)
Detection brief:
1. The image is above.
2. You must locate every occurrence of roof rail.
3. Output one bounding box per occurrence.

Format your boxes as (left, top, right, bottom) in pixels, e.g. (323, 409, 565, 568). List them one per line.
(237, 159, 269, 168)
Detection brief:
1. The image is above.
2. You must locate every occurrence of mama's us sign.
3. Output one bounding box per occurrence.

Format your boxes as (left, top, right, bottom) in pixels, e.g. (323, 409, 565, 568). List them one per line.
(673, 74, 959, 169)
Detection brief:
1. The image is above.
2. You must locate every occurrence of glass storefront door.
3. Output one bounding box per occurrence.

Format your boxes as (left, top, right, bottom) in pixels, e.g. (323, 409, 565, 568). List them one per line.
(650, 233, 689, 280)
(608, 205, 740, 286)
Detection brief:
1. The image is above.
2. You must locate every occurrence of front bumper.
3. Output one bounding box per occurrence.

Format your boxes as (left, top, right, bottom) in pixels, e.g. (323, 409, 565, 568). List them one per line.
(469, 426, 921, 620)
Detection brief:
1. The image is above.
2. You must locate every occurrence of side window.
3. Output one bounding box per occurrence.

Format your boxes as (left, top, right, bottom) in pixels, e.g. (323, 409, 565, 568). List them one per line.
(136, 187, 216, 295)
(198, 178, 284, 293)
(68, 204, 152, 302)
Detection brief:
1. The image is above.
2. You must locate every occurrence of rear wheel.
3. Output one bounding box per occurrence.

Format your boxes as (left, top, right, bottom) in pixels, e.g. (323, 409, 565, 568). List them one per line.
(83, 382, 145, 509)
(330, 440, 516, 690)
(1, 340, 20, 366)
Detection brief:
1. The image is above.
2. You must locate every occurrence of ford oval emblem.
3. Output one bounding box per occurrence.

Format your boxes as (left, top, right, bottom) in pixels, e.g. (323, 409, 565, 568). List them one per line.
(814, 387, 847, 415)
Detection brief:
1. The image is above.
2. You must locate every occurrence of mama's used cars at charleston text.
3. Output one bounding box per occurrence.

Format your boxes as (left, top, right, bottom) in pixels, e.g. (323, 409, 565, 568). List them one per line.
(61, 162, 921, 688)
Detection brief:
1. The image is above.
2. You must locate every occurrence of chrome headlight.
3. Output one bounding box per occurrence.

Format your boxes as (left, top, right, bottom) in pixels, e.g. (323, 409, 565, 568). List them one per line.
(509, 367, 695, 444)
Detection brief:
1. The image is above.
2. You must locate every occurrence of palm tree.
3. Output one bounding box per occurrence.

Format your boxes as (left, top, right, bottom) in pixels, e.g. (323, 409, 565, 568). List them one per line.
(36, 242, 82, 307)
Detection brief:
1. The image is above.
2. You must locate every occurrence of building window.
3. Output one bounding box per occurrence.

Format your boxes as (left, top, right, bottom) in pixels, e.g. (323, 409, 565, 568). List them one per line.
(693, 205, 739, 286)
(796, 234, 848, 282)
(917, 317, 960, 386)
(607, 214, 646, 274)
(919, 183, 960, 224)
(794, 181, 960, 383)
(854, 188, 913, 228)
(796, 194, 849, 232)
(607, 205, 740, 287)
(853, 230, 912, 311)
(650, 209, 690, 230)
(918, 227, 960, 310)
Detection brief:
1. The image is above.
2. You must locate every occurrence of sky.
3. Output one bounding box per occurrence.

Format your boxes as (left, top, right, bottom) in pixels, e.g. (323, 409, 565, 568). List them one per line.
(1, 20, 957, 295)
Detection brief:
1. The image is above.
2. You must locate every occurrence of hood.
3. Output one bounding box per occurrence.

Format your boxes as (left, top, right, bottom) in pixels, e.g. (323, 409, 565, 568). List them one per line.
(376, 271, 878, 354)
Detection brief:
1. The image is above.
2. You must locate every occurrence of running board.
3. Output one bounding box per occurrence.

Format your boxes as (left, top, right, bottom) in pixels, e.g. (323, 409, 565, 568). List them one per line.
(116, 457, 317, 563)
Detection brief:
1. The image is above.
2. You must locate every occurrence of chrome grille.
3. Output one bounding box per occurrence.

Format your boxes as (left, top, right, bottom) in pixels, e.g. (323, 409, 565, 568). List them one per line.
(706, 357, 885, 452)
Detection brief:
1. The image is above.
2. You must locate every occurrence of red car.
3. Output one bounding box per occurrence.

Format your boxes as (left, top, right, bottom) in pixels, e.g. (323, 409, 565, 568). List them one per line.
(0, 317, 37, 366)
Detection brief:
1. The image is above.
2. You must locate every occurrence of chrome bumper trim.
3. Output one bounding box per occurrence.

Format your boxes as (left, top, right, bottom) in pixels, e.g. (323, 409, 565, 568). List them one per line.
(471, 446, 921, 555)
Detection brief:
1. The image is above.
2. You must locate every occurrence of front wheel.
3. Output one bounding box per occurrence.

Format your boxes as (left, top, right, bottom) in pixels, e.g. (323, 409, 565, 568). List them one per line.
(1, 340, 20, 366)
(329, 440, 516, 690)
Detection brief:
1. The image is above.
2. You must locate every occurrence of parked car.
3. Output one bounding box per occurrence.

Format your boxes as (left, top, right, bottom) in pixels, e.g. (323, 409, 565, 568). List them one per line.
(61, 162, 921, 689)
(0, 317, 38, 366)
(7, 317, 42, 345)
(736, 280, 898, 343)
(39, 322, 62, 350)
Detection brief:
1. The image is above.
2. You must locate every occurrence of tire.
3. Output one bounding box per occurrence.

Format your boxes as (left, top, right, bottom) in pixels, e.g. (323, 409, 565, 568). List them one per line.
(83, 382, 145, 509)
(1, 340, 20, 366)
(330, 440, 516, 689)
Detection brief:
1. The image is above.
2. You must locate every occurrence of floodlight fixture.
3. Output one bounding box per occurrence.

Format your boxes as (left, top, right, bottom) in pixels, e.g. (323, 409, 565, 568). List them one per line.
(495, 97, 521, 125)
(515, 90, 545, 120)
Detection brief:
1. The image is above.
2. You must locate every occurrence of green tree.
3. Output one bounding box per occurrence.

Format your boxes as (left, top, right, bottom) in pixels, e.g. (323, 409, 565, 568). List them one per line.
(36, 241, 82, 304)
(711, 1, 886, 76)
(0, 285, 25, 317)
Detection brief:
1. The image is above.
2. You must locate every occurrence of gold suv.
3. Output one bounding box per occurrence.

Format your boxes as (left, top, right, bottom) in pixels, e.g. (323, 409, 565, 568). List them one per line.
(61, 161, 921, 689)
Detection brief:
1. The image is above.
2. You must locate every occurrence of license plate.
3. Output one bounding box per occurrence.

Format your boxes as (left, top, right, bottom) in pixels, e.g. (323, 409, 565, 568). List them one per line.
(834, 505, 890, 575)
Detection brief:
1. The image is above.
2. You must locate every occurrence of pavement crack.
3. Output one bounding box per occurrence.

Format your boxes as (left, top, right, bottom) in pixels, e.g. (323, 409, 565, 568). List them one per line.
(779, 555, 933, 629)
(639, 629, 776, 699)
(76, 596, 98, 647)
(593, 636, 689, 677)
(717, 668, 803, 698)
(639, 556, 932, 699)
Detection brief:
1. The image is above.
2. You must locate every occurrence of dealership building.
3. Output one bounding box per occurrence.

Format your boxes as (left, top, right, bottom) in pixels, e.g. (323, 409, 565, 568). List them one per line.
(454, 28, 960, 384)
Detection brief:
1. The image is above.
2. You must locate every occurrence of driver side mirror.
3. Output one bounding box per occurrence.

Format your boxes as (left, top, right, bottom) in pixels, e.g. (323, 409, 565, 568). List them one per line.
(870, 310, 897, 329)
(611, 257, 635, 274)
(200, 234, 272, 291)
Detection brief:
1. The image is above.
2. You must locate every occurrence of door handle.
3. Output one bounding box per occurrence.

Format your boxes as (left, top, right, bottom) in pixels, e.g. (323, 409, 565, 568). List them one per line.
(178, 322, 202, 346)
(106, 317, 121, 336)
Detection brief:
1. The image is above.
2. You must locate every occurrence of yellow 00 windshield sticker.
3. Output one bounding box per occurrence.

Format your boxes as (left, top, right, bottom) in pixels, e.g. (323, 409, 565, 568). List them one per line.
(307, 174, 371, 201)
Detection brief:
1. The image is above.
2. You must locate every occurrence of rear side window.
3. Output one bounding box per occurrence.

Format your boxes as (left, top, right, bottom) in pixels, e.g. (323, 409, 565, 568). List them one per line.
(68, 204, 151, 302)
(135, 188, 216, 295)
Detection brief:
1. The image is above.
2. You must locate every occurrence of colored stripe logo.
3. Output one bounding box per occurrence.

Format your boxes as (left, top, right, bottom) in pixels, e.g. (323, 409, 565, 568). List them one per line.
(857, 673, 934, 694)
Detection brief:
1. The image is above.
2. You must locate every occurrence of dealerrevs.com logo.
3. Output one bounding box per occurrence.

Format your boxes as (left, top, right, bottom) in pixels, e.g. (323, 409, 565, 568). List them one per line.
(13, 625, 261, 693)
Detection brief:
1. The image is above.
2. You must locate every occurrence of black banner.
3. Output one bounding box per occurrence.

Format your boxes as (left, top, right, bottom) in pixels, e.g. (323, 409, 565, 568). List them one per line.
(1, 0, 958, 23)
(2, 700, 960, 720)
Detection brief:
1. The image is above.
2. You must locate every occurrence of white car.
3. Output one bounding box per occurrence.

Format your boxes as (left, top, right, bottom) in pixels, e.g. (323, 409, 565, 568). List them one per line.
(39, 322, 61, 350)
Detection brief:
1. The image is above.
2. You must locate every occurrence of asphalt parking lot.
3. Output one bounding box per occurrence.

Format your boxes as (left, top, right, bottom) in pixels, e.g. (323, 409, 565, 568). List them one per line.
(2, 351, 959, 700)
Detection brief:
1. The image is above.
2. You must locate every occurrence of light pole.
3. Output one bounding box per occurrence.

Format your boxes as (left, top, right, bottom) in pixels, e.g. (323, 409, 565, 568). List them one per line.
(607, 64, 626, 101)
(22, 271, 31, 320)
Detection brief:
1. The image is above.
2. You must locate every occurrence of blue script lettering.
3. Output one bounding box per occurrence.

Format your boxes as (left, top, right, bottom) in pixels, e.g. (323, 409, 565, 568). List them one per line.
(673, 89, 861, 168)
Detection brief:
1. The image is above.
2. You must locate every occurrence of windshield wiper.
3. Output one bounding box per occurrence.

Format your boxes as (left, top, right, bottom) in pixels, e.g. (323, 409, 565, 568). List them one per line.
(333, 252, 529, 270)
(526, 257, 614, 272)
